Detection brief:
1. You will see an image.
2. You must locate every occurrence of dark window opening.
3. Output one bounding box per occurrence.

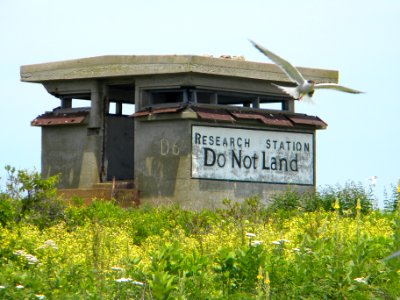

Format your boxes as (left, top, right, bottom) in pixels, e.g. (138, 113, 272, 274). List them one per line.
(56, 94, 91, 112)
(144, 87, 292, 111)
(151, 90, 184, 105)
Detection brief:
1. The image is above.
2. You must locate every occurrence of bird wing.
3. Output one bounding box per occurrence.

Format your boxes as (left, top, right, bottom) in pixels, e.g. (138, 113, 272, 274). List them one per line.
(249, 40, 306, 85)
(271, 83, 300, 99)
(314, 83, 364, 94)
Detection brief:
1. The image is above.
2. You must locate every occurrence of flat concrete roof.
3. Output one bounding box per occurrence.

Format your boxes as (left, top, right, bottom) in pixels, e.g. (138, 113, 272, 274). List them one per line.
(20, 55, 338, 84)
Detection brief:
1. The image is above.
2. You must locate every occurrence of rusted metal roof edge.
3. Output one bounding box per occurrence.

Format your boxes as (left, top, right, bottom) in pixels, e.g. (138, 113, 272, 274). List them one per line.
(132, 104, 327, 129)
(287, 115, 327, 129)
(31, 111, 89, 127)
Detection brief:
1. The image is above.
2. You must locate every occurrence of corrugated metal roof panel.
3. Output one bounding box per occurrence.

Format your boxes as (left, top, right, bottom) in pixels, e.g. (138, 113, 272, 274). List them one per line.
(231, 112, 265, 122)
(261, 113, 293, 127)
(131, 104, 326, 129)
(152, 106, 184, 114)
(287, 115, 327, 128)
(31, 111, 88, 126)
(196, 111, 235, 121)
(230, 111, 292, 127)
(131, 105, 184, 117)
(131, 110, 150, 117)
(191, 107, 235, 122)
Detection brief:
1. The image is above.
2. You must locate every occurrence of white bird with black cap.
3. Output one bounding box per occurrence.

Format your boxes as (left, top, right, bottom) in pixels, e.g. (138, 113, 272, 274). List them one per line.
(249, 40, 364, 101)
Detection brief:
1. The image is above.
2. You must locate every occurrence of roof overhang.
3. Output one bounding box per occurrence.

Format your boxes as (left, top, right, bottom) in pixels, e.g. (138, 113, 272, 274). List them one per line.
(20, 55, 338, 85)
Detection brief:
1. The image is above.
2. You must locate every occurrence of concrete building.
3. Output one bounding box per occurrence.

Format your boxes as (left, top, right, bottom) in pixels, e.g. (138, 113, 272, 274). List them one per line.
(21, 55, 335, 209)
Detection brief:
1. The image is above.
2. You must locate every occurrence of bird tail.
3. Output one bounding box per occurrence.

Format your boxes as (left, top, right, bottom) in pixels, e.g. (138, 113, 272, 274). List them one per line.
(271, 84, 300, 99)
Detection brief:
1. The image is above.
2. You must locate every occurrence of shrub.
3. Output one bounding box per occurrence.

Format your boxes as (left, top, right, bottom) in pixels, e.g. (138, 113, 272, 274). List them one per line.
(1, 165, 64, 228)
(268, 182, 374, 216)
(318, 181, 374, 214)
(0, 195, 15, 227)
(383, 181, 400, 212)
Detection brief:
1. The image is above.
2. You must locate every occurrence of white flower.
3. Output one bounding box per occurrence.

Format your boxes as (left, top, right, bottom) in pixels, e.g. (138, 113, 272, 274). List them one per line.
(40, 240, 58, 250)
(0, 285, 5, 289)
(35, 294, 46, 299)
(272, 239, 290, 245)
(353, 277, 368, 284)
(111, 266, 123, 271)
(13, 250, 26, 256)
(246, 233, 256, 238)
(25, 254, 39, 264)
(16, 284, 24, 289)
(251, 240, 262, 246)
(279, 239, 290, 244)
(132, 281, 144, 286)
(13, 249, 39, 264)
(292, 248, 301, 252)
(115, 277, 133, 283)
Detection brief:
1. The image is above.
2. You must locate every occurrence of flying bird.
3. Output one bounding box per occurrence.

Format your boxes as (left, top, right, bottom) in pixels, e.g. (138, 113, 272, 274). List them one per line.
(249, 40, 364, 100)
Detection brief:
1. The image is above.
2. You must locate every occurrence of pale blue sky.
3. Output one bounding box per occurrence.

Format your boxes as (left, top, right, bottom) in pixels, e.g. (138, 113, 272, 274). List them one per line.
(1, 0, 399, 205)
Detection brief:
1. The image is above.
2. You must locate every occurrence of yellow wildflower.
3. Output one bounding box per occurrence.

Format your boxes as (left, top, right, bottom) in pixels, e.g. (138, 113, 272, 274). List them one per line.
(333, 198, 340, 210)
(264, 272, 270, 285)
(356, 198, 361, 210)
(257, 266, 264, 280)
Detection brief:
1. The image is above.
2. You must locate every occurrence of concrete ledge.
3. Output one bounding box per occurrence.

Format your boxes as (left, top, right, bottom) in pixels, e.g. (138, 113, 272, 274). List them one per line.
(21, 55, 338, 84)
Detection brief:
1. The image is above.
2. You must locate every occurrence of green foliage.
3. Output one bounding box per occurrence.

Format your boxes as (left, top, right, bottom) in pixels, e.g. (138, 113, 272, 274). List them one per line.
(383, 181, 400, 212)
(1, 200, 400, 298)
(268, 182, 374, 216)
(147, 241, 211, 299)
(214, 244, 267, 296)
(0, 195, 15, 227)
(0, 167, 399, 298)
(318, 181, 374, 214)
(1, 166, 64, 228)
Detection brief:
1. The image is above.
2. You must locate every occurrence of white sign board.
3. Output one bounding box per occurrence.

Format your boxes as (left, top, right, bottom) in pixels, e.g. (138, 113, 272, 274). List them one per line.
(191, 126, 314, 185)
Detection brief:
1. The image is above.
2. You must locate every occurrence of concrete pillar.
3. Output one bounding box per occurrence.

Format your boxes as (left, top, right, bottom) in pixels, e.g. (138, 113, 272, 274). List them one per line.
(252, 97, 260, 109)
(191, 90, 197, 103)
(210, 93, 218, 104)
(79, 81, 104, 187)
(183, 90, 189, 103)
(283, 99, 295, 112)
(116, 102, 123, 115)
(61, 97, 72, 109)
(89, 81, 102, 128)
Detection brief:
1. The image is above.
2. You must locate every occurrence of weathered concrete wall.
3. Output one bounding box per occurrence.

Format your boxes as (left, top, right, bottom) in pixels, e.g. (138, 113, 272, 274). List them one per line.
(134, 119, 190, 201)
(134, 118, 315, 210)
(42, 123, 102, 189)
(42, 126, 87, 188)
